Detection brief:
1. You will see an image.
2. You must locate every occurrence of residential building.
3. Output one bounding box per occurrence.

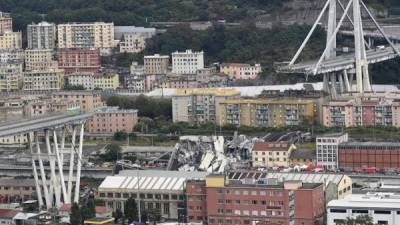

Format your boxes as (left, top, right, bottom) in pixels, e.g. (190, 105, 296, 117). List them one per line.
(93, 73, 119, 90)
(57, 48, 101, 75)
(0, 209, 19, 225)
(57, 22, 115, 50)
(124, 75, 145, 93)
(119, 34, 146, 53)
(27, 21, 56, 49)
(98, 170, 207, 221)
(23, 69, 64, 91)
(322, 97, 400, 127)
(327, 192, 400, 225)
(130, 61, 144, 76)
(338, 142, 400, 172)
(187, 174, 325, 225)
(196, 67, 218, 83)
(88, 107, 138, 134)
(0, 30, 22, 49)
(172, 50, 204, 75)
(0, 49, 24, 63)
(24, 49, 57, 71)
(220, 63, 262, 80)
(52, 91, 104, 112)
(172, 89, 240, 124)
(144, 54, 169, 75)
(0, 12, 12, 34)
(289, 148, 316, 166)
(26, 98, 80, 117)
(0, 134, 29, 145)
(0, 62, 23, 92)
(0, 97, 28, 121)
(67, 72, 94, 90)
(159, 75, 198, 89)
(252, 141, 296, 168)
(0, 178, 37, 203)
(218, 98, 317, 127)
(316, 133, 348, 170)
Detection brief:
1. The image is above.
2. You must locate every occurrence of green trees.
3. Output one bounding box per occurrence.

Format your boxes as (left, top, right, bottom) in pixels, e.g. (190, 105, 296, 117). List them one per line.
(335, 215, 376, 225)
(124, 197, 138, 223)
(102, 143, 122, 161)
(70, 203, 82, 225)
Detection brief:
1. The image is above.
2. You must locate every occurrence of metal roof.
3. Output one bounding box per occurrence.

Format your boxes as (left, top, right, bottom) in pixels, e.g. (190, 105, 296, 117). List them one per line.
(99, 170, 207, 191)
(328, 192, 400, 209)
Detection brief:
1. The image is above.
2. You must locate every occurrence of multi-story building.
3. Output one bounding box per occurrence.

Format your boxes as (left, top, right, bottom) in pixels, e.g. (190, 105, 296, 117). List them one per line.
(93, 73, 119, 90)
(327, 192, 400, 225)
(0, 178, 37, 203)
(187, 174, 325, 225)
(220, 63, 262, 80)
(124, 75, 145, 93)
(66, 72, 94, 90)
(289, 148, 316, 166)
(27, 21, 56, 49)
(219, 98, 317, 127)
(88, 107, 138, 134)
(252, 141, 296, 168)
(172, 50, 204, 75)
(23, 69, 64, 92)
(338, 142, 400, 172)
(0, 12, 12, 34)
(57, 22, 115, 51)
(159, 75, 198, 89)
(144, 54, 169, 75)
(323, 97, 400, 127)
(316, 133, 348, 170)
(172, 89, 240, 124)
(24, 49, 57, 71)
(0, 49, 24, 63)
(119, 34, 146, 53)
(52, 91, 104, 112)
(26, 98, 80, 117)
(0, 31, 22, 50)
(98, 170, 207, 221)
(0, 62, 23, 92)
(57, 48, 101, 75)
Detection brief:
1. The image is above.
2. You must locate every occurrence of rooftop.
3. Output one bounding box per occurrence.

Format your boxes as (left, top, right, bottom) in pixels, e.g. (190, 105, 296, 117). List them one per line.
(95, 107, 138, 114)
(328, 192, 400, 209)
(173, 88, 240, 96)
(339, 142, 400, 148)
(316, 133, 347, 138)
(0, 209, 20, 219)
(0, 178, 35, 187)
(99, 170, 207, 191)
(253, 142, 292, 152)
(289, 149, 316, 160)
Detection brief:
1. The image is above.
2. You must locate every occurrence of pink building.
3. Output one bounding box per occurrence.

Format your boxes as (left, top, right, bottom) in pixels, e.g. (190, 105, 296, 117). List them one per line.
(220, 63, 262, 80)
(57, 48, 101, 75)
(88, 107, 138, 134)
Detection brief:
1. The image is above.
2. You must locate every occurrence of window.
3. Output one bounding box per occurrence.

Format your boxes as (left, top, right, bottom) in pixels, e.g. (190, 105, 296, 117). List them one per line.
(352, 209, 368, 214)
(374, 210, 391, 214)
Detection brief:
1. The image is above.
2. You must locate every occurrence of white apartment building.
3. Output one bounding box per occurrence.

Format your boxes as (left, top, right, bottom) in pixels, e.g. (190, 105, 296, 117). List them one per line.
(119, 34, 146, 53)
(0, 49, 24, 63)
(172, 49, 204, 75)
(0, 30, 22, 50)
(57, 22, 114, 50)
(0, 62, 23, 92)
(0, 11, 12, 34)
(316, 133, 348, 170)
(327, 192, 400, 225)
(67, 72, 95, 90)
(27, 21, 56, 49)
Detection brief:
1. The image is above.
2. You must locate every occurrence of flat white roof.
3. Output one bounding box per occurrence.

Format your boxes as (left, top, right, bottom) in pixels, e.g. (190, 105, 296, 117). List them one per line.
(99, 170, 207, 191)
(328, 193, 400, 209)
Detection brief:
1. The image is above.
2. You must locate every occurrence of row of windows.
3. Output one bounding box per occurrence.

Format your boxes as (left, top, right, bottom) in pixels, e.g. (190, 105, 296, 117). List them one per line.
(331, 209, 396, 215)
(217, 199, 284, 206)
(99, 192, 183, 200)
(216, 189, 284, 196)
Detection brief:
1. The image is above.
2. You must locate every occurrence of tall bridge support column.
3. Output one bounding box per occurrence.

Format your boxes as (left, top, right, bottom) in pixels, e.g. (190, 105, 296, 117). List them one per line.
(29, 122, 86, 209)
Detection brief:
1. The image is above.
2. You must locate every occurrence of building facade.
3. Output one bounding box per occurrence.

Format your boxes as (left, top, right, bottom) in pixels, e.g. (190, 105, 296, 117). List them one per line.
(322, 98, 400, 127)
(0, 178, 37, 203)
(0, 12, 12, 34)
(220, 63, 262, 80)
(316, 133, 349, 170)
(0, 31, 22, 50)
(252, 142, 296, 168)
(93, 73, 119, 90)
(338, 142, 400, 172)
(187, 175, 325, 225)
(219, 98, 317, 127)
(327, 193, 400, 225)
(57, 48, 101, 75)
(88, 107, 138, 134)
(0, 62, 23, 92)
(172, 50, 204, 75)
(66, 72, 94, 90)
(24, 49, 57, 71)
(119, 34, 146, 53)
(0, 49, 24, 63)
(23, 69, 64, 91)
(172, 89, 240, 124)
(98, 170, 207, 221)
(27, 21, 56, 49)
(144, 54, 169, 75)
(52, 91, 104, 112)
(57, 22, 115, 50)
